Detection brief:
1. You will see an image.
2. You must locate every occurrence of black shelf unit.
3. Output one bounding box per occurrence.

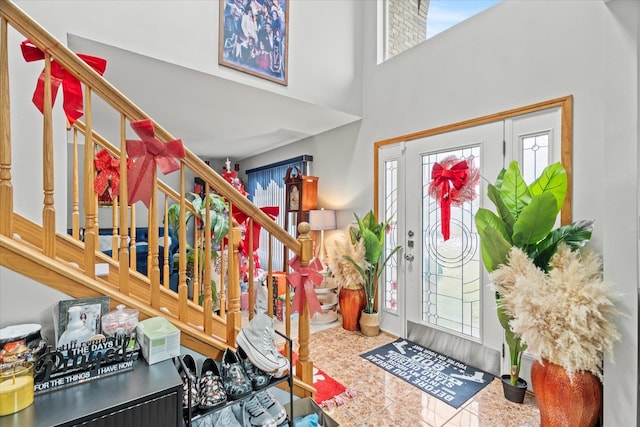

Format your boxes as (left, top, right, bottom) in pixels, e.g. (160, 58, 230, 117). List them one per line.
(181, 330, 294, 427)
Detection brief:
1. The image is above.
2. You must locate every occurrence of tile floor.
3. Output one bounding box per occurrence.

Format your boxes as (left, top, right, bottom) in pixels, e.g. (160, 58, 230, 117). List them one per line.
(287, 323, 541, 427)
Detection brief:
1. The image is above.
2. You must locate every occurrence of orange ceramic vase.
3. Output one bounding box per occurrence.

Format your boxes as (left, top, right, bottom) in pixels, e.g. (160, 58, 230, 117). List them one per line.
(531, 359, 602, 427)
(338, 287, 366, 331)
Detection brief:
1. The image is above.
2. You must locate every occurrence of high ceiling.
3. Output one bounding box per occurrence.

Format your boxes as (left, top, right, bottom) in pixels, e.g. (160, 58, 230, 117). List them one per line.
(68, 34, 360, 161)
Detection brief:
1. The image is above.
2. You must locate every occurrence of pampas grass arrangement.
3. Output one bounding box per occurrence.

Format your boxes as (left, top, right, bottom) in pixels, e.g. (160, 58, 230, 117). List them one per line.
(325, 228, 366, 291)
(491, 243, 621, 381)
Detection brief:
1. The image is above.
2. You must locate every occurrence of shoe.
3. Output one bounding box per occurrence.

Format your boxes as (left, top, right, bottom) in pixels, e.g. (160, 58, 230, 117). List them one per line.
(220, 348, 253, 400)
(254, 273, 268, 315)
(177, 354, 199, 411)
(255, 390, 287, 426)
(198, 357, 227, 411)
(236, 312, 290, 378)
(238, 345, 273, 390)
(210, 405, 243, 427)
(241, 395, 280, 427)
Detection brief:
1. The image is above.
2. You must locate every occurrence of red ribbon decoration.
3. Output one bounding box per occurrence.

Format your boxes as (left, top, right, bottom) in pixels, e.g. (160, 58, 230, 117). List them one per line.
(125, 119, 186, 208)
(20, 40, 107, 125)
(431, 160, 469, 241)
(233, 206, 280, 256)
(93, 149, 132, 201)
(286, 256, 324, 317)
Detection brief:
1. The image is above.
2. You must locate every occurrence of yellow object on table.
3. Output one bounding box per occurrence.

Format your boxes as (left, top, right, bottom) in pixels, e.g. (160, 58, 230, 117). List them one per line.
(0, 362, 34, 416)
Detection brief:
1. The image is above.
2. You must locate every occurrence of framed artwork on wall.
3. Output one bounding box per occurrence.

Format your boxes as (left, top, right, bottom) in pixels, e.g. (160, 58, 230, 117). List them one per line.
(219, 0, 289, 85)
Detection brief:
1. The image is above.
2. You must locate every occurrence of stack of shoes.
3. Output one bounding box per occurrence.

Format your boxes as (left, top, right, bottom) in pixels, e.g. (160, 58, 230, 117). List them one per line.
(236, 312, 290, 378)
(198, 357, 227, 411)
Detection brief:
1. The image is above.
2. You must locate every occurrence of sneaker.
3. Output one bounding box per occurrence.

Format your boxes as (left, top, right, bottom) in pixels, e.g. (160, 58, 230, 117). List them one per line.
(198, 357, 227, 411)
(210, 405, 243, 427)
(254, 273, 268, 315)
(238, 345, 273, 390)
(255, 390, 287, 426)
(176, 354, 199, 411)
(220, 348, 253, 400)
(242, 395, 280, 427)
(236, 312, 290, 378)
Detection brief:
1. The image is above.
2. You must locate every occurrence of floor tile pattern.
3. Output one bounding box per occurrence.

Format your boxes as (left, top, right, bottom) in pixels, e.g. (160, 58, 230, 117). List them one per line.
(301, 325, 540, 427)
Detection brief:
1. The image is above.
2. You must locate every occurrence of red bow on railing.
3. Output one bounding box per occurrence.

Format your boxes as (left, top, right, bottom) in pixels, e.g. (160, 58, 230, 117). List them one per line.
(94, 149, 131, 201)
(286, 256, 324, 317)
(431, 159, 469, 241)
(125, 119, 185, 208)
(233, 206, 280, 256)
(20, 40, 107, 125)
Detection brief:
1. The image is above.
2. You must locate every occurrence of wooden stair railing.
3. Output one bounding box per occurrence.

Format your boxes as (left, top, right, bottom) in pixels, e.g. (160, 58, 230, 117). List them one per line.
(0, 0, 316, 398)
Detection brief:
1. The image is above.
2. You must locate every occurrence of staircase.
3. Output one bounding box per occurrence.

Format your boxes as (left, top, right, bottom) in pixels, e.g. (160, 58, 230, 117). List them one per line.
(0, 0, 316, 398)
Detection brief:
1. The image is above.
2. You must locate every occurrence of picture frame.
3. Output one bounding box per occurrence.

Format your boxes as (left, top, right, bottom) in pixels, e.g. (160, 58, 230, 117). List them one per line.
(53, 296, 110, 349)
(219, 0, 289, 85)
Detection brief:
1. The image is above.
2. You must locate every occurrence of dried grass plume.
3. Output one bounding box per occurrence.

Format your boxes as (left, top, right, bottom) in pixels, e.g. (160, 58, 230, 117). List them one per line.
(491, 244, 621, 381)
(325, 228, 365, 290)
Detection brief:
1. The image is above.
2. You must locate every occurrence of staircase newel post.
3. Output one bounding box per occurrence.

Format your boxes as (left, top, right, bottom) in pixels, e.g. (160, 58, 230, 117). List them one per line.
(226, 218, 242, 346)
(0, 17, 14, 237)
(295, 221, 314, 389)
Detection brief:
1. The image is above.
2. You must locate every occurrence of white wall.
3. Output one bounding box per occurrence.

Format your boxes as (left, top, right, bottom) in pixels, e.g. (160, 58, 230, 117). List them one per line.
(356, 1, 638, 425)
(14, 0, 363, 117)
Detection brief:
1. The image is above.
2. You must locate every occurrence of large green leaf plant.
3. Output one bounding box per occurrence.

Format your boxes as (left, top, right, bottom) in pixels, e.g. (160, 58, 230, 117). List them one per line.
(343, 210, 402, 314)
(167, 193, 230, 308)
(475, 161, 593, 386)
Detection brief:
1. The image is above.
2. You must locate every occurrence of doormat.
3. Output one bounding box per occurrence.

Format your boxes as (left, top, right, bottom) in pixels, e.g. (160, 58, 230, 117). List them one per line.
(360, 338, 493, 409)
(283, 351, 346, 404)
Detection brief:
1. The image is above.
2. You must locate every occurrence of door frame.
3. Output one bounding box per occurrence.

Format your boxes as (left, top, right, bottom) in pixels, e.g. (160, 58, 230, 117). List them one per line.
(374, 95, 574, 225)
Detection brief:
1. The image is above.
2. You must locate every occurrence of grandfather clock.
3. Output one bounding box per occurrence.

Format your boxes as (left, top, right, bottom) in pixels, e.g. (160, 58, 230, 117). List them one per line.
(284, 166, 318, 236)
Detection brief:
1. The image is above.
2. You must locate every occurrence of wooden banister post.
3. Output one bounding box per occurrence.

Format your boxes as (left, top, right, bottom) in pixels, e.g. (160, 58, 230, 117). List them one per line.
(83, 88, 96, 278)
(203, 183, 213, 335)
(226, 218, 242, 346)
(42, 54, 55, 258)
(178, 166, 189, 323)
(149, 174, 160, 309)
(118, 115, 130, 295)
(0, 17, 13, 237)
(295, 221, 314, 388)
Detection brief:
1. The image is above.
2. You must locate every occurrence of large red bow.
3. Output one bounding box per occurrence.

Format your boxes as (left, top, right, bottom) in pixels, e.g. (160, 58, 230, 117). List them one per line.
(20, 40, 107, 125)
(233, 206, 280, 256)
(94, 149, 132, 201)
(286, 256, 324, 317)
(126, 119, 185, 208)
(431, 160, 469, 240)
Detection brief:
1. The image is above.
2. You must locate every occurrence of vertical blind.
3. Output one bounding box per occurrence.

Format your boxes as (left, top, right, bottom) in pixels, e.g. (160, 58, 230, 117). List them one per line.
(246, 155, 312, 271)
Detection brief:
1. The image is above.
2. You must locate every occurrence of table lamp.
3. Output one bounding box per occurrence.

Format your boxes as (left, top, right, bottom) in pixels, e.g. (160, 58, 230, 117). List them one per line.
(308, 208, 337, 268)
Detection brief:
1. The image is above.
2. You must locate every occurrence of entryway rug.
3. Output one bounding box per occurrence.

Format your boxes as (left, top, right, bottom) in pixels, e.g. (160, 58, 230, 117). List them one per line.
(360, 338, 493, 409)
(284, 351, 347, 404)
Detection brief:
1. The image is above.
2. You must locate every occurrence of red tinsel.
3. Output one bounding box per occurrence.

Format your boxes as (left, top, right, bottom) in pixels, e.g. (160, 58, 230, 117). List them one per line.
(125, 119, 185, 208)
(429, 155, 480, 240)
(94, 149, 132, 202)
(20, 40, 107, 125)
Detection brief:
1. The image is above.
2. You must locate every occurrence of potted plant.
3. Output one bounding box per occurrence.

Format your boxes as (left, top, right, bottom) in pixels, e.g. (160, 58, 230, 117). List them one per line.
(167, 192, 229, 309)
(325, 228, 366, 331)
(474, 161, 593, 402)
(342, 210, 402, 336)
(493, 243, 620, 425)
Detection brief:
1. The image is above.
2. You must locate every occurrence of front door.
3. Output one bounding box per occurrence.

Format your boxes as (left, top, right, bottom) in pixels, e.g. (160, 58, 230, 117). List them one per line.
(378, 107, 562, 378)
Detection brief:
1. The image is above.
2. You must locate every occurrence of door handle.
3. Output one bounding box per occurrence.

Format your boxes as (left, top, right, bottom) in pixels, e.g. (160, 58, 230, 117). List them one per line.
(405, 254, 414, 262)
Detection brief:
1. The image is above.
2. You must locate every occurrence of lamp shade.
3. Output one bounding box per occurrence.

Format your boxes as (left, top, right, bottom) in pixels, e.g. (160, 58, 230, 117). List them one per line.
(308, 209, 337, 231)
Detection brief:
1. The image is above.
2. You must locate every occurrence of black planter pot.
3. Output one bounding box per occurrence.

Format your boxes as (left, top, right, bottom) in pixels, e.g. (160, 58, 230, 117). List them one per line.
(501, 374, 527, 404)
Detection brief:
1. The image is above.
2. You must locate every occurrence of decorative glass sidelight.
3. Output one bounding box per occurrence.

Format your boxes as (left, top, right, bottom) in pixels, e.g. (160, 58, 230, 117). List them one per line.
(383, 159, 400, 312)
(520, 132, 550, 184)
(422, 146, 481, 338)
